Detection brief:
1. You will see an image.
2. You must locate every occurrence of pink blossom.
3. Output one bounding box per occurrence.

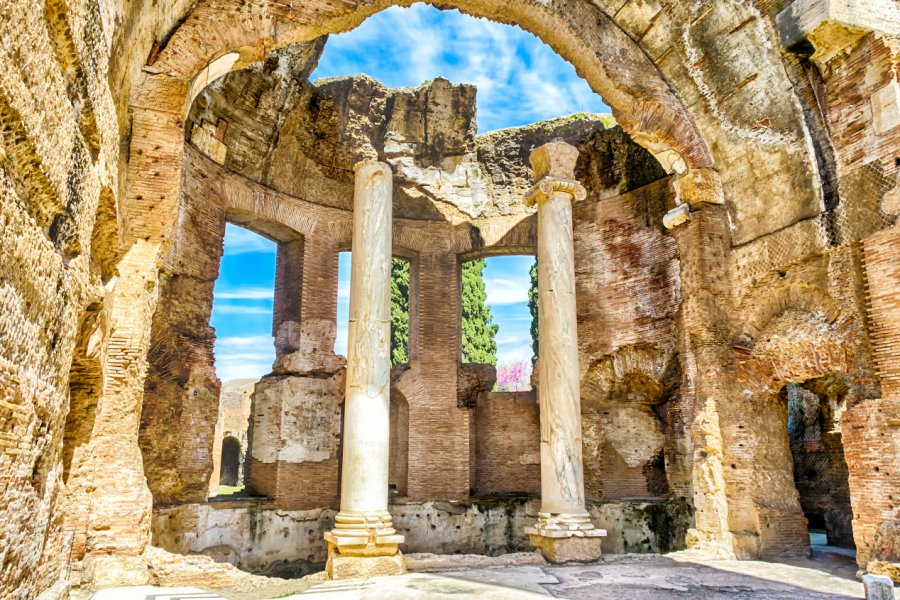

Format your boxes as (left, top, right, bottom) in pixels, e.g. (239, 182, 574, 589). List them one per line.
(495, 360, 532, 392)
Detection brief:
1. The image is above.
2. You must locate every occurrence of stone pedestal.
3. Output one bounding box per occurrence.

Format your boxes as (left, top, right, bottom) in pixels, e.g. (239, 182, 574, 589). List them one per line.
(528, 532, 605, 563)
(324, 160, 405, 577)
(525, 141, 606, 563)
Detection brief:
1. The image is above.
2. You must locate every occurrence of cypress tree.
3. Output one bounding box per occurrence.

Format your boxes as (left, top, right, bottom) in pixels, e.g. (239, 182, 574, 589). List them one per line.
(528, 258, 538, 364)
(390, 257, 410, 366)
(461, 259, 498, 365)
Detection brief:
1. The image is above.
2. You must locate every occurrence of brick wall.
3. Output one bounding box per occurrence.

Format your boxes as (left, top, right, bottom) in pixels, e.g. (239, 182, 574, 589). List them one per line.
(574, 178, 683, 500)
(472, 392, 540, 495)
(140, 151, 227, 506)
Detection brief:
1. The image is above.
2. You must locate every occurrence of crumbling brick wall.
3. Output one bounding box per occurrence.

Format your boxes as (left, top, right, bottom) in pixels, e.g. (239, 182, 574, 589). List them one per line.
(140, 152, 227, 506)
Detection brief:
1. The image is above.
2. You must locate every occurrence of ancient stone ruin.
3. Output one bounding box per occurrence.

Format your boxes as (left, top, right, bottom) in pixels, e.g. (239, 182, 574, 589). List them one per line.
(1, 0, 899, 597)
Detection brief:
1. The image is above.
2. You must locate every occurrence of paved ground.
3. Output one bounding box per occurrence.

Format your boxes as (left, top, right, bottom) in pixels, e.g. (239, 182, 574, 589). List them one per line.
(89, 550, 899, 600)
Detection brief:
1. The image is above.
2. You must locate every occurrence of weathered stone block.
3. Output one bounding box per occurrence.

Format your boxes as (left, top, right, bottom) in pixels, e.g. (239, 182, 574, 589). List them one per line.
(862, 573, 896, 600)
(872, 81, 900, 137)
(528, 534, 603, 564)
(326, 549, 406, 579)
(81, 555, 151, 588)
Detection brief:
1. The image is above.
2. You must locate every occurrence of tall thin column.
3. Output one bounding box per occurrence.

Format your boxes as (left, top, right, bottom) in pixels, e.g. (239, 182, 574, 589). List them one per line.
(524, 141, 605, 563)
(324, 160, 404, 578)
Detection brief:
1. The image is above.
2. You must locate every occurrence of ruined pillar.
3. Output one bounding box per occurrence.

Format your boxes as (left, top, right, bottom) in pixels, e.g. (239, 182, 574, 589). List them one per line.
(324, 160, 404, 578)
(669, 200, 737, 559)
(524, 141, 606, 563)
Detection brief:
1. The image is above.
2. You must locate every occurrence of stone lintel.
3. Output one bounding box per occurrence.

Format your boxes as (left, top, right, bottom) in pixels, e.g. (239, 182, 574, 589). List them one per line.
(526, 176, 587, 207)
(777, 0, 900, 63)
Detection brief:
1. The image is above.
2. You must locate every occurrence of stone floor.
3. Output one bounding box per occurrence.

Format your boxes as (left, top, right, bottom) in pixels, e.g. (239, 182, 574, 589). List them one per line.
(88, 551, 899, 600)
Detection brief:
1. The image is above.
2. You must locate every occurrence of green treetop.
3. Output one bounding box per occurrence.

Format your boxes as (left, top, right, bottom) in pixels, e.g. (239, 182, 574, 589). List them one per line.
(390, 257, 410, 366)
(528, 258, 538, 364)
(461, 258, 498, 365)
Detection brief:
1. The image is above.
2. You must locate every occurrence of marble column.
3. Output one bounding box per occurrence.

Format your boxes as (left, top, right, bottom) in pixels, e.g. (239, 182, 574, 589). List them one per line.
(524, 141, 606, 563)
(324, 160, 405, 578)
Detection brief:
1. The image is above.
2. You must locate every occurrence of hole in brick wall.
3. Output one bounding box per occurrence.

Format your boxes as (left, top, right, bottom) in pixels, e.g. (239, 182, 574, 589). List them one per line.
(219, 436, 241, 487)
(389, 389, 409, 498)
(782, 376, 855, 550)
(63, 305, 102, 485)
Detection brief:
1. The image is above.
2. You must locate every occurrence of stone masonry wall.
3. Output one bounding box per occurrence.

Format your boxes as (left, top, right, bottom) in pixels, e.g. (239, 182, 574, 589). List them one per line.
(574, 178, 683, 501)
(152, 497, 692, 576)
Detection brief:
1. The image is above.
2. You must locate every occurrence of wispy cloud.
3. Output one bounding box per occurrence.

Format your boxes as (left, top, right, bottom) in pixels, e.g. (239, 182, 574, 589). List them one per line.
(216, 288, 274, 300)
(217, 335, 274, 349)
(312, 5, 609, 133)
(484, 277, 530, 306)
(223, 224, 277, 255)
(214, 335, 275, 381)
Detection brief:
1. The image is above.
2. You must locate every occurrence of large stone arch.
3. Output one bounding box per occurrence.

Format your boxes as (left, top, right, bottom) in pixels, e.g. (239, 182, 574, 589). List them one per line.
(728, 304, 859, 560)
(96, 0, 825, 559)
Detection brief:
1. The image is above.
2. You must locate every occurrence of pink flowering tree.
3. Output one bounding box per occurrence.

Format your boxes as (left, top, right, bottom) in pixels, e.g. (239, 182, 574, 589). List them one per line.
(495, 359, 532, 392)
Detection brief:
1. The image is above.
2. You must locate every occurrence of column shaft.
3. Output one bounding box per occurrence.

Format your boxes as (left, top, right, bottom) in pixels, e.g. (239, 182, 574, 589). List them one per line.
(524, 141, 604, 563)
(325, 161, 403, 571)
(536, 190, 585, 516)
(341, 161, 391, 513)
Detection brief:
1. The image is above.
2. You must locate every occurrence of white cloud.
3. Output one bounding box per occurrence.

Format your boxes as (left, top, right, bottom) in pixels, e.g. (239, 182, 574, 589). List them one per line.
(223, 224, 277, 255)
(484, 277, 530, 306)
(216, 288, 274, 300)
(216, 335, 274, 349)
(216, 359, 273, 382)
(497, 331, 531, 346)
(337, 279, 350, 301)
(335, 320, 349, 358)
(313, 4, 608, 133)
(214, 336, 275, 381)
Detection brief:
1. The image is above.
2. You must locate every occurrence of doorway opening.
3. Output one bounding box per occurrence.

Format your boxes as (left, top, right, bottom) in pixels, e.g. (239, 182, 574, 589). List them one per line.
(783, 377, 855, 553)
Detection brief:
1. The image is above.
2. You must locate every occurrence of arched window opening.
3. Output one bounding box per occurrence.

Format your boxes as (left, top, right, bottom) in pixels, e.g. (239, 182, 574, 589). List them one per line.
(389, 390, 410, 498)
(219, 436, 242, 488)
(312, 5, 608, 134)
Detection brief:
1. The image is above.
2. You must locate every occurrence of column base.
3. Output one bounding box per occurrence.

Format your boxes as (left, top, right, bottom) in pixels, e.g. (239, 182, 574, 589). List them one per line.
(326, 544, 406, 579)
(525, 513, 606, 563)
(527, 533, 605, 564)
(324, 511, 405, 579)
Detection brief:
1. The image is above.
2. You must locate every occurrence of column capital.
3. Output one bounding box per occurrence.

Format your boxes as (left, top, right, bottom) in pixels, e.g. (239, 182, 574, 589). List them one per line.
(526, 176, 587, 207)
(529, 139, 580, 180)
(353, 159, 392, 175)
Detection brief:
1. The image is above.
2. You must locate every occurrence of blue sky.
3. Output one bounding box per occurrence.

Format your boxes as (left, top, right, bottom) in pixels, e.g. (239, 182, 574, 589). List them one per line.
(311, 4, 608, 132)
(211, 5, 606, 381)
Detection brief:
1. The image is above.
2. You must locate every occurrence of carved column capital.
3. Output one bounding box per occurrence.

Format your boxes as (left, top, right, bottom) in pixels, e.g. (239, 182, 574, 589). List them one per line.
(526, 176, 587, 207)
